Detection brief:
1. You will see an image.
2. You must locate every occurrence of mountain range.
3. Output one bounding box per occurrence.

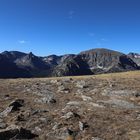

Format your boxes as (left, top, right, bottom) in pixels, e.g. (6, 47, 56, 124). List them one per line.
(0, 48, 139, 78)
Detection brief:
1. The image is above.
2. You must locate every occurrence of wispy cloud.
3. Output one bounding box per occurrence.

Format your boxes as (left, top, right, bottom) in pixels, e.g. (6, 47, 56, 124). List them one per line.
(88, 32, 95, 37)
(18, 40, 27, 44)
(68, 10, 75, 19)
(101, 38, 108, 42)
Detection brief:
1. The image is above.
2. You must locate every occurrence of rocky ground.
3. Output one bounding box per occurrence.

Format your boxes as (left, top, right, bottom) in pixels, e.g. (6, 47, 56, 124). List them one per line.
(0, 71, 140, 140)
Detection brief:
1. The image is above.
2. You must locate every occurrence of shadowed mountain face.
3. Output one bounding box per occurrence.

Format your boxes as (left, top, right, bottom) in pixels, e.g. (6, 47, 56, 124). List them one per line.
(52, 55, 93, 76)
(0, 54, 31, 78)
(0, 48, 139, 78)
(128, 53, 140, 67)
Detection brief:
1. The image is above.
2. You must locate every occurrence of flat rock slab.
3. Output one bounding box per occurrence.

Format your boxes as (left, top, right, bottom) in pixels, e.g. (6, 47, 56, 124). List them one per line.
(102, 89, 138, 97)
(98, 98, 140, 109)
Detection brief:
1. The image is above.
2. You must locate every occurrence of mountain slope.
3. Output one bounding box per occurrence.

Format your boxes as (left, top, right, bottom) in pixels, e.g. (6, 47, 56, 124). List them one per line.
(52, 55, 93, 76)
(128, 53, 140, 66)
(0, 54, 31, 78)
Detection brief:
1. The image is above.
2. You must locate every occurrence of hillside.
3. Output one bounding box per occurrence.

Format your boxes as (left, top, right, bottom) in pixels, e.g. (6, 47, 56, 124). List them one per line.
(0, 71, 140, 139)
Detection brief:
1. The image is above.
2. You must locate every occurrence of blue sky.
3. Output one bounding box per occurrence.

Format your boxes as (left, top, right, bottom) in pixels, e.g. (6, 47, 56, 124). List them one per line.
(0, 0, 140, 56)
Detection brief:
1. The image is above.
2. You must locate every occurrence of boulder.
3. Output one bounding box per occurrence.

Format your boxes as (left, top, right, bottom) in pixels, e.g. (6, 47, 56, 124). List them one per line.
(0, 127, 38, 139)
(15, 127, 38, 139)
(9, 99, 24, 111)
(0, 129, 19, 139)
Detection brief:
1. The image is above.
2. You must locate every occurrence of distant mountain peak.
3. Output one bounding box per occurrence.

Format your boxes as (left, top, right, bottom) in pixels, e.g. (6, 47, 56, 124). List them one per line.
(80, 48, 124, 56)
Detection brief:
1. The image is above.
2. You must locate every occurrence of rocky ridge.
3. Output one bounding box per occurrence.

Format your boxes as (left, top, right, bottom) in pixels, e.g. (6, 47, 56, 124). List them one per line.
(0, 48, 139, 78)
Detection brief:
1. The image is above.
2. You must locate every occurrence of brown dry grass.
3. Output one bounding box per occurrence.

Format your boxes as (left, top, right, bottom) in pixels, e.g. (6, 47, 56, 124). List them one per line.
(0, 71, 140, 140)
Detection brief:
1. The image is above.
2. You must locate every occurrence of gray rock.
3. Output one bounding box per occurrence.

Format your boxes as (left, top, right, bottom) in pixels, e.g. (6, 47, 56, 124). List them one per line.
(136, 113, 140, 119)
(98, 97, 139, 109)
(9, 99, 24, 111)
(102, 89, 137, 97)
(58, 85, 70, 93)
(81, 95, 92, 102)
(88, 102, 104, 108)
(0, 106, 13, 117)
(79, 121, 89, 131)
(0, 122, 7, 129)
(61, 112, 74, 119)
(39, 117, 49, 123)
(35, 97, 56, 104)
(76, 80, 88, 88)
(34, 126, 42, 133)
(62, 78, 73, 82)
(67, 101, 82, 106)
(50, 80, 58, 84)
(52, 123, 62, 130)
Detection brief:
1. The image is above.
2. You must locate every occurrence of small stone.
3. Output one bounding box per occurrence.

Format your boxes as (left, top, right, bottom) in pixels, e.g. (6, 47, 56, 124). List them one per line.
(39, 117, 47, 122)
(79, 121, 89, 131)
(0, 106, 13, 117)
(52, 123, 62, 130)
(35, 97, 56, 104)
(62, 78, 73, 82)
(136, 113, 140, 119)
(50, 80, 58, 84)
(34, 127, 42, 133)
(58, 85, 70, 93)
(0, 123, 7, 129)
(76, 80, 88, 88)
(61, 112, 74, 119)
(89, 102, 104, 108)
(81, 95, 92, 102)
(39, 117, 51, 124)
(67, 101, 81, 106)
